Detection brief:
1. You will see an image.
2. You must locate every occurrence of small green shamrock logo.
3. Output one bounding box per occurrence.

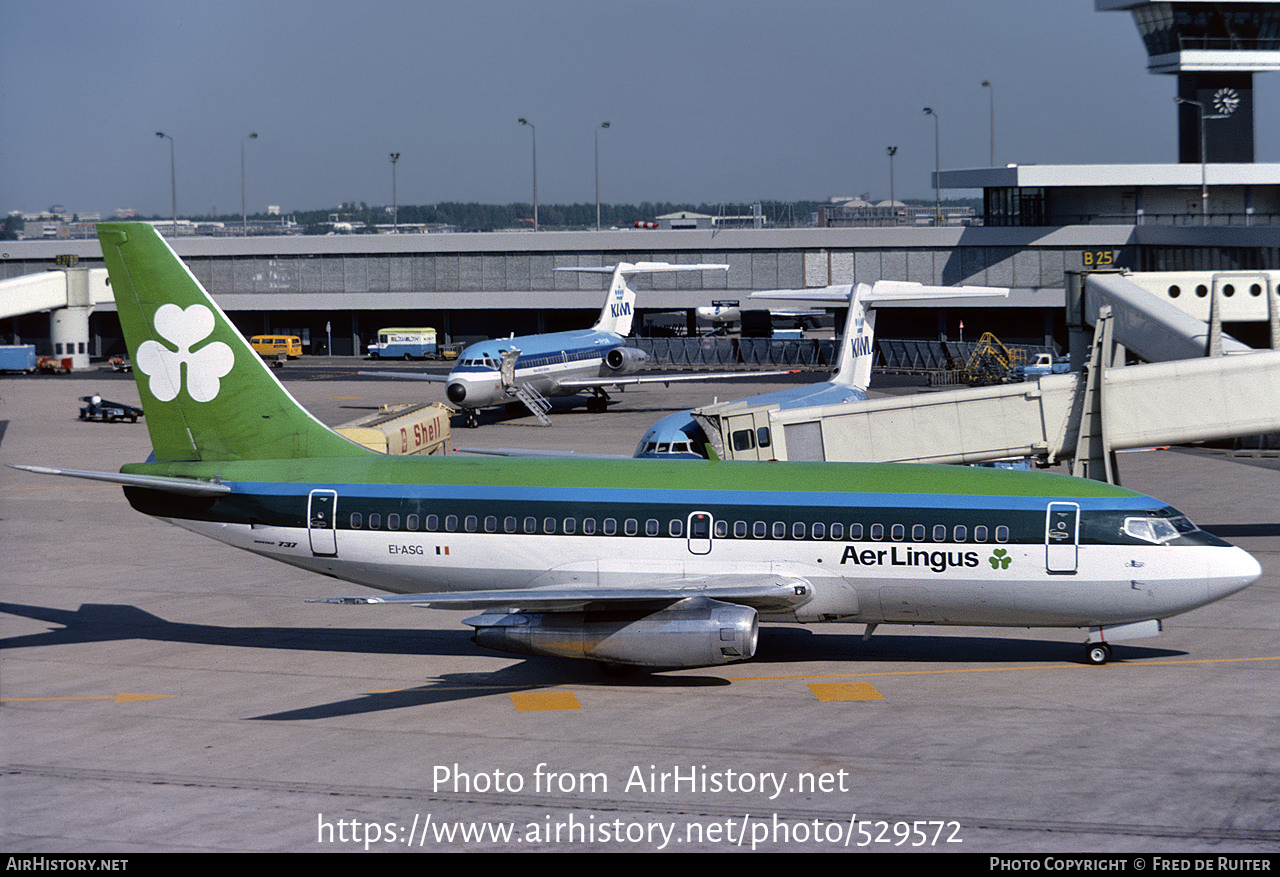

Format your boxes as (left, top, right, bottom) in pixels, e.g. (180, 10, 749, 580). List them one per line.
(989, 548, 1012, 570)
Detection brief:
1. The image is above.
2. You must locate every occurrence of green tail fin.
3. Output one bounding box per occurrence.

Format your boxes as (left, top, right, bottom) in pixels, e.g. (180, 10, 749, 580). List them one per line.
(98, 223, 372, 462)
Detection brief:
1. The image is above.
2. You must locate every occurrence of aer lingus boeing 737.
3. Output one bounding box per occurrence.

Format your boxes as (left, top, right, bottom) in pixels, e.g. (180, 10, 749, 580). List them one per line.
(363, 261, 787, 426)
(14, 224, 1261, 669)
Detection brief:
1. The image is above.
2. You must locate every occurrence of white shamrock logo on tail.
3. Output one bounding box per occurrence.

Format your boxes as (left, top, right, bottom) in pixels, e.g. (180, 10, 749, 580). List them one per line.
(135, 304, 235, 402)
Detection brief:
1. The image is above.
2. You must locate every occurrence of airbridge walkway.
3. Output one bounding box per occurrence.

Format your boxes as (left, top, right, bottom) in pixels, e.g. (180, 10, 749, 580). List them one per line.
(694, 271, 1280, 482)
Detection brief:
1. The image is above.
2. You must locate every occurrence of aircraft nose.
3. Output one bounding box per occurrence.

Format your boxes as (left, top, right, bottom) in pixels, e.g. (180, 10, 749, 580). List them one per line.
(1208, 546, 1263, 602)
(446, 382, 466, 404)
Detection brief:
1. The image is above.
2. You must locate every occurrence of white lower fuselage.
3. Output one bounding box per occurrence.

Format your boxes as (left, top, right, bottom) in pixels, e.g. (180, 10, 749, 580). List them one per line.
(169, 515, 1257, 630)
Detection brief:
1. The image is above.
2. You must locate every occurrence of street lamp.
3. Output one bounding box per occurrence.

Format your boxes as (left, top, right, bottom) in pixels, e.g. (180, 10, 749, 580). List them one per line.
(886, 146, 897, 225)
(518, 118, 537, 230)
(241, 132, 258, 236)
(1174, 97, 1225, 225)
(595, 121, 610, 231)
(981, 80, 995, 166)
(923, 108, 940, 225)
(155, 131, 176, 235)
(389, 152, 400, 233)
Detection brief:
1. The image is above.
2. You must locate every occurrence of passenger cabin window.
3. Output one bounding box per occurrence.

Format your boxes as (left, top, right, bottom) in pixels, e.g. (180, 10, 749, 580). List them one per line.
(995, 525, 1009, 543)
(350, 513, 363, 529)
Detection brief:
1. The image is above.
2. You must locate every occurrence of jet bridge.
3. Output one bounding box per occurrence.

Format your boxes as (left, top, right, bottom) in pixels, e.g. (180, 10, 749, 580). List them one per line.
(698, 337, 1280, 479)
(697, 268, 1280, 483)
(0, 266, 112, 370)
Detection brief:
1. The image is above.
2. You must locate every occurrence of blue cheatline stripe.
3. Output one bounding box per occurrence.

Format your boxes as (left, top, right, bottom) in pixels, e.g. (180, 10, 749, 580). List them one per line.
(233, 481, 1164, 512)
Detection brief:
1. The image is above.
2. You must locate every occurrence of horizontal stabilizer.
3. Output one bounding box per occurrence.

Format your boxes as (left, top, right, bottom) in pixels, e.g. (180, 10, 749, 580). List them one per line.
(752, 281, 1010, 304)
(11, 464, 232, 496)
(558, 262, 730, 275)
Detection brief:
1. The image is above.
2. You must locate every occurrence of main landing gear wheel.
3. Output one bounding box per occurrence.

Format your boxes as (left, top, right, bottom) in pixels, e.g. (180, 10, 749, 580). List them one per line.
(587, 395, 607, 413)
(463, 412, 480, 429)
(1086, 643, 1113, 665)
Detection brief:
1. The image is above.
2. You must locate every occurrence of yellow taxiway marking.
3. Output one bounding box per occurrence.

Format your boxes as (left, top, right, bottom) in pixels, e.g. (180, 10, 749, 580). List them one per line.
(510, 690, 582, 712)
(1, 693, 176, 704)
(808, 682, 884, 702)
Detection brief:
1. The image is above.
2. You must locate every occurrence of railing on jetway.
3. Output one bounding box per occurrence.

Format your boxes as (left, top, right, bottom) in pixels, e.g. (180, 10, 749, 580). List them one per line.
(630, 337, 837, 369)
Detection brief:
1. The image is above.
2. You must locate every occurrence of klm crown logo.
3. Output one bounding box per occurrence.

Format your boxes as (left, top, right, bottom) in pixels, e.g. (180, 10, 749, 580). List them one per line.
(135, 304, 235, 402)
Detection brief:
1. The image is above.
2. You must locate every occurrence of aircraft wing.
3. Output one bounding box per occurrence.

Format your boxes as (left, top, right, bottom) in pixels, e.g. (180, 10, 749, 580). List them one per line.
(357, 370, 449, 382)
(313, 576, 813, 613)
(557, 369, 796, 391)
(11, 464, 232, 496)
(451, 447, 629, 458)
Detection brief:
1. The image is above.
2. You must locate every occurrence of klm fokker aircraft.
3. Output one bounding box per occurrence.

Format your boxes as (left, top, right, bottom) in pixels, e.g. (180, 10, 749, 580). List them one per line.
(15, 224, 1261, 669)
(364, 261, 784, 426)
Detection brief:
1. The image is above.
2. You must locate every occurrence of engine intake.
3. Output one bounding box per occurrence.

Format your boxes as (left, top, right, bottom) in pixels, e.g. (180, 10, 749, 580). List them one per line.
(466, 597, 758, 668)
(604, 346, 648, 372)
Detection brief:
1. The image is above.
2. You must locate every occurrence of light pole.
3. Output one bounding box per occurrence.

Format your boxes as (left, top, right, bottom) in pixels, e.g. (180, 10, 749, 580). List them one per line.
(518, 118, 537, 230)
(1174, 97, 1224, 225)
(595, 121, 610, 231)
(389, 152, 400, 233)
(923, 108, 940, 225)
(241, 132, 258, 235)
(981, 80, 995, 166)
(155, 131, 176, 234)
(886, 146, 897, 225)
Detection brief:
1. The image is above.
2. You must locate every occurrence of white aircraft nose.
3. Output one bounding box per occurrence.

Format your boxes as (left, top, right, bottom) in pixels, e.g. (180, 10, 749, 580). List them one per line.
(1208, 546, 1263, 602)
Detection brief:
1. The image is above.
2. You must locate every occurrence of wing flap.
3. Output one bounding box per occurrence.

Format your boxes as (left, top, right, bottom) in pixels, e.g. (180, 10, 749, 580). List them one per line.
(313, 576, 813, 612)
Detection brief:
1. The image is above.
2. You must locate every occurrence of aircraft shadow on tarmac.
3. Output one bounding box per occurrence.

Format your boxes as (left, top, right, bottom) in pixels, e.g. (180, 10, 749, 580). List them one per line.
(2, 600, 1189, 720)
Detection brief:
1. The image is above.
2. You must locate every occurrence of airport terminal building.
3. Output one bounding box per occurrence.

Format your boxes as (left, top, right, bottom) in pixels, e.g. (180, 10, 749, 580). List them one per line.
(2, 0, 1277, 357)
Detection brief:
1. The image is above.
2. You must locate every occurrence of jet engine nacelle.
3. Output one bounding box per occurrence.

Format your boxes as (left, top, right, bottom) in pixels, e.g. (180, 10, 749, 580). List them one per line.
(604, 346, 648, 373)
(466, 597, 758, 668)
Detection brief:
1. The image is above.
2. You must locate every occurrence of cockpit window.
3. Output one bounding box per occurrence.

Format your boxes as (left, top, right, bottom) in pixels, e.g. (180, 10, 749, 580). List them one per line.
(1124, 515, 1196, 544)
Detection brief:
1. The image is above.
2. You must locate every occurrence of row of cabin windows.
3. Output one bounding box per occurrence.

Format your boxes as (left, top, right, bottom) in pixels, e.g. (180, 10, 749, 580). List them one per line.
(345, 513, 1010, 543)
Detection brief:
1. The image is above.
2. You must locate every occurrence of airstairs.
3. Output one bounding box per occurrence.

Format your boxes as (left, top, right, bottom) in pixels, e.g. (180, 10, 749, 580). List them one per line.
(509, 383, 553, 426)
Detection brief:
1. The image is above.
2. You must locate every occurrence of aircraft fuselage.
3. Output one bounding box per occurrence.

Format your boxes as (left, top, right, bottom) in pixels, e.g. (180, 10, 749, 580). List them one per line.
(122, 455, 1259, 631)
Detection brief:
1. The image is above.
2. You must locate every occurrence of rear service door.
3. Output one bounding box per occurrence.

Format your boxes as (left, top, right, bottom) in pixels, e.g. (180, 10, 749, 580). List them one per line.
(308, 489, 339, 557)
(1045, 502, 1079, 574)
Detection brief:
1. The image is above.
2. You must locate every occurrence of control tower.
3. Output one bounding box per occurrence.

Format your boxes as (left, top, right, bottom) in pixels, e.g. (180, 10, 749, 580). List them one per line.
(1099, 1, 1280, 162)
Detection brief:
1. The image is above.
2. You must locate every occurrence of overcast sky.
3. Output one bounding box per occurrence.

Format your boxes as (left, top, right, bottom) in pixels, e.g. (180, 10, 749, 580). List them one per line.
(4, 1, 1277, 218)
